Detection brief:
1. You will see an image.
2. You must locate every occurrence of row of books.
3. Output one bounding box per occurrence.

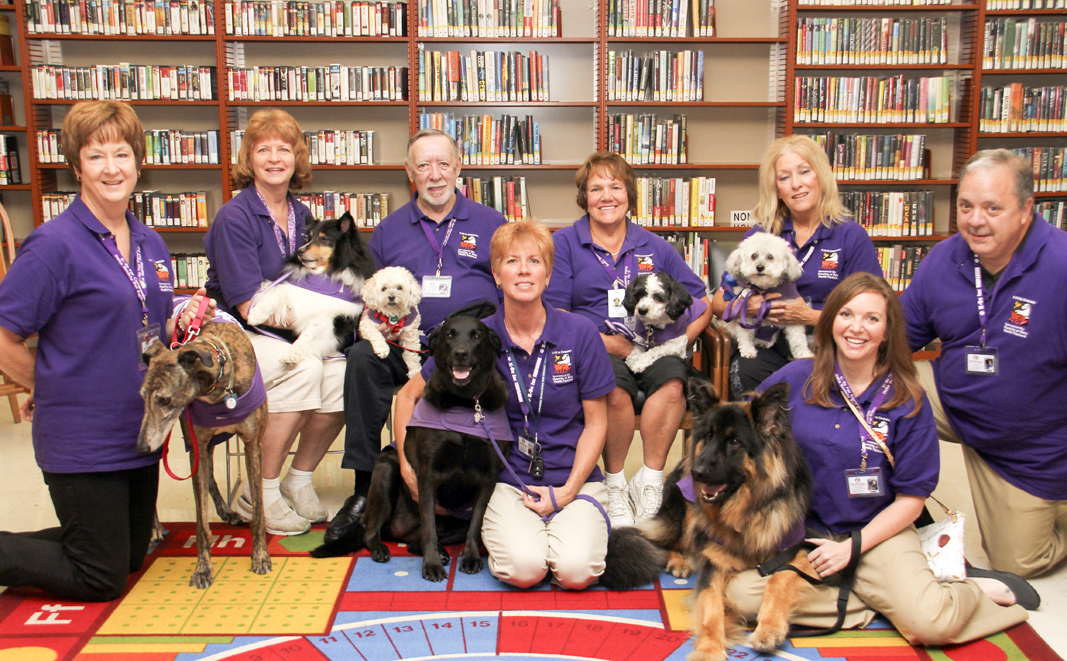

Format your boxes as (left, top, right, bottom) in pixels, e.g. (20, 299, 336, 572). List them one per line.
(1036, 199, 1066, 230)
(609, 113, 688, 166)
(457, 176, 531, 222)
(840, 190, 935, 238)
(227, 65, 408, 102)
(606, 0, 716, 38)
(807, 132, 928, 181)
(293, 191, 390, 226)
(800, 0, 950, 5)
(417, 49, 549, 103)
(1012, 147, 1067, 193)
(25, 0, 215, 35)
(0, 135, 19, 185)
(987, 0, 1066, 9)
(416, 0, 559, 38)
(983, 19, 1066, 71)
(606, 50, 705, 103)
(978, 84, 1065, 133)
(878, 244, 929, 293)
(662, 232, 711, 291)
(420, 112, 541, 165)
(793, 75, 953, 124)
(631, 176, 716, 228)
(224, 0, 406, 36)
(144, 130, 221, 165)
(32, 65, 218, 101)
(131, 190, 211, 227)
(795, 17, 948, 66)
(302, 130, 377, 165)
(173, 254, 209, 290)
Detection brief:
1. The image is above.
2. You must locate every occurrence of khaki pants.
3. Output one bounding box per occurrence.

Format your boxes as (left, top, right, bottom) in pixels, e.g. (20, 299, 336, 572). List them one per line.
(917, 361, 1067, 578)
(249, 332, 345, 413)
(727, 527, 1028, 646)
(481, 482, 609, 590)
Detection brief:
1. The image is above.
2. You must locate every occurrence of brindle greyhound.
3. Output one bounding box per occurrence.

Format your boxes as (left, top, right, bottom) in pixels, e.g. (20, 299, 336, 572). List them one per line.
(137, 320, 270, 589)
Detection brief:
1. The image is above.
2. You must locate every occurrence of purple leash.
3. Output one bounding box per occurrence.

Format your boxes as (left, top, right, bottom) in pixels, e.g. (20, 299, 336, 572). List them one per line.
(474, 399, 612, 536)
(721, 289, 772, 330)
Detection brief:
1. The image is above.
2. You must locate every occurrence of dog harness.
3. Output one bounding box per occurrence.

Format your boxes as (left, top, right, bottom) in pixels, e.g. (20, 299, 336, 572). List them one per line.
(720, 274, 802, 343)
(369, 307, 420, 335)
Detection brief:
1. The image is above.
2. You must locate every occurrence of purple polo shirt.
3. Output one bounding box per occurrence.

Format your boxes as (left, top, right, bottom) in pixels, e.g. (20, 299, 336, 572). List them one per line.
(544, 216, 709, 333)
(0, 196, 173, 473)
(369, 191, 505, 332)
(902, 214, 1067, 501)
(759, 360, 939, 535)
(203, 186, 312, 312)
(420, 305, 615, 489)
(743, 217, 882, 310)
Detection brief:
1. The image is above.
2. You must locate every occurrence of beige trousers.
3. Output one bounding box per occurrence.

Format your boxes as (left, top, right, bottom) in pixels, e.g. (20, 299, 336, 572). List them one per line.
(248, 332, 345, 413)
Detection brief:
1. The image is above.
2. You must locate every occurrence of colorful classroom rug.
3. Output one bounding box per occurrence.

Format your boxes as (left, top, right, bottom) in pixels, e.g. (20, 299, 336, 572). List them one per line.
(0, 522, 1060, 661)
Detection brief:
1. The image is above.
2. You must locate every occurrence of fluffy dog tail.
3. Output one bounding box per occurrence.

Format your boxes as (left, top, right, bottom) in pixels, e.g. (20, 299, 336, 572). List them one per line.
(599, 527, 668, 590)
(309, 523, 366, 558)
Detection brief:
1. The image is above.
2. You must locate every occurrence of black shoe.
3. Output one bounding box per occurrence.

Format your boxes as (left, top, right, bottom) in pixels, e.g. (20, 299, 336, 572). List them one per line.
(968, 564, 1042, 610)
(324, 495, 367, 543)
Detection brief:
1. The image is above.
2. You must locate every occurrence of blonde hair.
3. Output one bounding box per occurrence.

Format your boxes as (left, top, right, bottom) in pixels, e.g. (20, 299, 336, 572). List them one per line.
(490, 220, 555, 275)
(62, 101, 146, 176)
(231, 109, 311, 190)
(753, 135, 849, 235)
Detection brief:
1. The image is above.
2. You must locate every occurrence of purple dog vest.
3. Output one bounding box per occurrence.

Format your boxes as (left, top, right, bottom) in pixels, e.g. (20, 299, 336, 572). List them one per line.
(722, 280, 802, 342)
(408, 397, 514, 441)
(273, 271, 362, 305)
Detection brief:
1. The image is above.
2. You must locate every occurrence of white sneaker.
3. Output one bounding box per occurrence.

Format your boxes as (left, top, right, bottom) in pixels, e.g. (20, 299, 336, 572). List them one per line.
(280, 483, 328, 524)
(606, 480, 636, 528)
(234, 494, 312, 536)
(628, 478, 663, 524)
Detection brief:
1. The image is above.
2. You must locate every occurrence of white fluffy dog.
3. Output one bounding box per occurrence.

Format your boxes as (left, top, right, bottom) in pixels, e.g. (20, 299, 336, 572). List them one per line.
(359, 266, 423, 379)
(719, 233, 812, 360)
(622, 272, 695, 374)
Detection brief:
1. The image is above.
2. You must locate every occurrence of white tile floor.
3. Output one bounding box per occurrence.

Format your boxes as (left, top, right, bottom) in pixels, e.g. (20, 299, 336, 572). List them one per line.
(0, 398, 1064, 657)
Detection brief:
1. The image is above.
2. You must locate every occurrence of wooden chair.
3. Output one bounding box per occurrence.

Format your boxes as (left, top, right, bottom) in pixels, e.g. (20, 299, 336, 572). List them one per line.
(0, 202, 30, 423)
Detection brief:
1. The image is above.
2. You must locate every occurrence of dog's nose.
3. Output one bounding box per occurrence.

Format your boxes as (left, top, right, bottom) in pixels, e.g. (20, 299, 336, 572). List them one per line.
(756, 264, 765, 273)
(638, 307, 648, 316)
(453, 349, 468, 362)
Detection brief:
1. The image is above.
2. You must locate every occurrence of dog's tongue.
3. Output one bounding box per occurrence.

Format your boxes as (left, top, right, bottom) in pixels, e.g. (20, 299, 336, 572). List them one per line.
(453, 367, 471, 381)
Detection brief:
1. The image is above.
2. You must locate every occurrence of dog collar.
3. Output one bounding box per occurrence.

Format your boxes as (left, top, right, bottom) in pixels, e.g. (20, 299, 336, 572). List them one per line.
(200, 338, 239, 410)
(371, 307, 419, 334)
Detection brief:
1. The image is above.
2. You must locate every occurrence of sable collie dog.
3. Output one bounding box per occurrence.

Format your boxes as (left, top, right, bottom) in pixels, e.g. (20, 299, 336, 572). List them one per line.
(246, 212, 376, 364)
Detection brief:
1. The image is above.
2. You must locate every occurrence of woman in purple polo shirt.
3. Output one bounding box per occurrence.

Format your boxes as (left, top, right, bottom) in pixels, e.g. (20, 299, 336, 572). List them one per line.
(712, 135, 881, 398)
(394, 221, 617, 589)
(0, 101, 214, 601)
(728, 273, 1035, 644)
(203, 109, 339, 536)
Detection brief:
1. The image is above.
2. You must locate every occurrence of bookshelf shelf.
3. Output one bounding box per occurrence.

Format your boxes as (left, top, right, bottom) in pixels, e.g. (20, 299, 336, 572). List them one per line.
(24, 34, 217, 41)
(153, 228, 209, 233)
(303, 164, 408, 170)
(0, 185, 31, 190)
(978, 131, 1067, 137)
(869, 234, 950, 242)
(981, 68, 1067, 75)
(985, 8, 1067, 14)
(631, 163, 762, 170)
(606, 37, 788, 43)
(224, 35, 409, 43)
(644, 226, 752, 232)
(797, 122, 971, 128)
(837, 179, 958, 185)
(0, 66, 20, 72)
(31, 99, 219, 106)
(417, 101, 597, 107)
(460, 164, 582, 169)
(607, 101, 787, 107)
(1035, 191, 1067, 198)
(417, 37, 597, 43)
(37, 163, 224, 170)
(796, 4, 980, 11)
(229, 100, 408, 107)
(795, 64, 975, 71)
(0, 126, 26, 132)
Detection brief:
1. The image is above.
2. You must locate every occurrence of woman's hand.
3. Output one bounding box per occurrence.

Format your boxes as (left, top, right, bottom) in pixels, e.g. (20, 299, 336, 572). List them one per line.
(768, 297, 818, 326)
(399, 456, 451, 515)
(806, 537, 853, 578)
(522, 484, 573, 517)
(19, 394, 33, 423)
(747, 291, 781, 317)
(601, 333, 633, 359)
(180, 288, 218, 330)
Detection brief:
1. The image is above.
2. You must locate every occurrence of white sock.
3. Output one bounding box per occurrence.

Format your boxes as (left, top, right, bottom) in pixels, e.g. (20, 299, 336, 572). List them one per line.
(282, 467, 314, 491)
(637, 465, 664, 487)
(261, 477, 283, 507)
(604, 470, 627, 488)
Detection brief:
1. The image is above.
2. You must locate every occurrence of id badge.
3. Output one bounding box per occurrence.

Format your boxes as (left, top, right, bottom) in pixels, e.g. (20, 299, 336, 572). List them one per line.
(422, 275, 452, 298)
(845, 467, 885, 498)
(965, 346, 998, 375)
(517, 435, 535, 458)
(137, 323, 162, 371)
(608, 288, 627, 318)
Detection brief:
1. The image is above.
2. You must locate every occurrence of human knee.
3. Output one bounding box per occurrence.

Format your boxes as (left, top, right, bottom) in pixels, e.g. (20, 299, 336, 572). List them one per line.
(552, 552, 602, 591)
(607, 386, 632, 409)
(892, 615, 958, 647)
(491, 546, 549, 588)
(77, 564, 130, 602)
(986, 544, 1048, 579)
(651, 378, 684, 404)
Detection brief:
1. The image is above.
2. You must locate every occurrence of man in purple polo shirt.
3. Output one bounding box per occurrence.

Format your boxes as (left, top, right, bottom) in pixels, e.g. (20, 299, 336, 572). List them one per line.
(903, 149, 1067, 579)
(326, 129, 506, 542)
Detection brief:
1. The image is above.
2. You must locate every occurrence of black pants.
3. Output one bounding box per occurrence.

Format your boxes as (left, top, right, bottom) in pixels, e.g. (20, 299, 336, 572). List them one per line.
(0, 463, 159, 602)
(729, 332, 795, 399)
(342, 338, 412, 473)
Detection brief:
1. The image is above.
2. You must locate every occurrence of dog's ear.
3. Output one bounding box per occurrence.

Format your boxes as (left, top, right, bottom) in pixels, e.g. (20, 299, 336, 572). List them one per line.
(784, 250, 804, 282)
(142, 337, 167, 365)
(484, 325, 502, 355)
(621, 275, 643, 315)
(447, 300, 497, 321)
(666, 277, 694, 320)
(426, 324, 442, 354)
(687, 376, 720, 415)
(338, 211, 355, 236)
(750, 382, 791, 438)
(724, 245, 743, 279)
(178, 346, 215, 369)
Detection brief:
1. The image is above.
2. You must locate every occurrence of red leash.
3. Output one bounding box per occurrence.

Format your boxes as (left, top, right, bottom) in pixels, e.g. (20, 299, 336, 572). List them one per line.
(161, 297, 211, 481)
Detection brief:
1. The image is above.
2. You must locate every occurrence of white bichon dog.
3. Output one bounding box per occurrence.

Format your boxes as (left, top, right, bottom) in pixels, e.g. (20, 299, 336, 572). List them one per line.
(622, 272, 697, 374)
(719, 233, 813, 360)
(359, 266, 423, 379)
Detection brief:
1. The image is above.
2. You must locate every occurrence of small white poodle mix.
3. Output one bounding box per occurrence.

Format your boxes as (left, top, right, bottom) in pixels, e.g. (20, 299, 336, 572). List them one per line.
(719, 233, 813, 360)
(359, 266, 423, 379)
(622, 272, 696, 374)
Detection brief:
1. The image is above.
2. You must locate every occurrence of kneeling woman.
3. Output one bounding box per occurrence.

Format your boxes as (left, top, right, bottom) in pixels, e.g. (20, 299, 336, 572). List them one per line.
(730, 272, 1034, 645)
(394, 220, 616, 589)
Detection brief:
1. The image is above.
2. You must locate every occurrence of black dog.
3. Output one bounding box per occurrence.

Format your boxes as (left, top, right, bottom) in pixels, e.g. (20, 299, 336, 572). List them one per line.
(312, 314, 510, 582)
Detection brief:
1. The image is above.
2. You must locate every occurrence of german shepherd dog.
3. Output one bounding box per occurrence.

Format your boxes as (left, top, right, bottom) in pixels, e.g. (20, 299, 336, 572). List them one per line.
(312, 314, 510, 582)
(601, 379, 814, 660)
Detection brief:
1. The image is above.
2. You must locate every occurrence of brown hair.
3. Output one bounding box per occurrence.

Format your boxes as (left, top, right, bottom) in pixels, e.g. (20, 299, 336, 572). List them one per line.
(61, 101, 146, 177)
(231, 109, 311, 190)
(753, 135, 849, 236)
(805, 272, 924, 416)
(575, 152, 637, 214)
(491, 220, 555, 275)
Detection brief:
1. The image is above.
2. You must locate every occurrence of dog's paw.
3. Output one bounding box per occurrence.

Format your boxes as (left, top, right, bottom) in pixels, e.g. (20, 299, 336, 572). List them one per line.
(748, 623, 789, 653)
(458, 550, 483, 575)
(245, 305, 271, 327)
(216, 507, 243, 526)
(280, 348, 307, 366)
(189, 568, 214, 589)
(687, 636, 728, 661)
(368, 542, 391, 563)
(370, 338, 391, 359)
(422, 561, 448, 582)
(251, 554, 272, 575)
(791, 346, 814, 359)
(738, 345, 759, 359)
(666, 552, 694, 578)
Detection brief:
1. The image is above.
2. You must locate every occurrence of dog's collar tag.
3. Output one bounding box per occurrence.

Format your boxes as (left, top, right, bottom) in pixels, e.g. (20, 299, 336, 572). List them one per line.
(473, 400, 484, 423)
(223, 391, 237, 410)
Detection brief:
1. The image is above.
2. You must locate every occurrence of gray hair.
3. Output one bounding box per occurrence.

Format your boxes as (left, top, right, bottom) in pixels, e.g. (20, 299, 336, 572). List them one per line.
(959, 149, 1034, 210)
(406, 128, 461, 165)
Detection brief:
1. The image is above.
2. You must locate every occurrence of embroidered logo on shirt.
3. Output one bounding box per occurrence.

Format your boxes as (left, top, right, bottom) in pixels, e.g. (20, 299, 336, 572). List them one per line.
(1004, 296, 1034, 339)
(154, 260, 174, 292)
(458, 233, 478, 258)
(818, 249, 841, 279)
(637, 255, 655, 271)
(552, 350, 574, 384)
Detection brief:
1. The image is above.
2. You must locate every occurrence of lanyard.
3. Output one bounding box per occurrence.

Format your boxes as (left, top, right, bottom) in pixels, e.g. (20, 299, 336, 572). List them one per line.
(98, 233, 148, 327)
(972, 253, 1010, 350)
(591, 246, 635, 289)
(834, 364, 894, 472)
(255, 188, 297, 257)
(505, 343, 547, 441)
(420, 217, 457, 277)
(796, 244, 816, 270)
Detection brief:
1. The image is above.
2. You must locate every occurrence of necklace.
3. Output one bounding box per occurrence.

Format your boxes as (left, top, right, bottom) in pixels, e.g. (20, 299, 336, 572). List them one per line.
(590, 227, 623, 259)
(504, 313, 546, 350)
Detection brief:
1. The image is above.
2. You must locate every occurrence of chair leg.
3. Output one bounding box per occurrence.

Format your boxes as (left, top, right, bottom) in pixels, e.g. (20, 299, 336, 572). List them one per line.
(7, 393, 21, 424)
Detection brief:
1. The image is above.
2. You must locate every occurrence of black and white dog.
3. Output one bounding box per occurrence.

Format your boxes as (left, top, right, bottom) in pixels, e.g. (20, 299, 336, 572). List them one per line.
(622, 272, 696, 373)
(246, 211, 376, 364)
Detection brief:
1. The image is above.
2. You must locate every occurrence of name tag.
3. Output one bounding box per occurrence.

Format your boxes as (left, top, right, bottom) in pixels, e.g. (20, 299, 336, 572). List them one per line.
(422, 275, 452, 298)
(845, 467, 885, 498)
(965, 346, 998, 375)
(137, 323, 162, 371)
(607, 288, 627, 318)
(517, 435, 535, 458)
